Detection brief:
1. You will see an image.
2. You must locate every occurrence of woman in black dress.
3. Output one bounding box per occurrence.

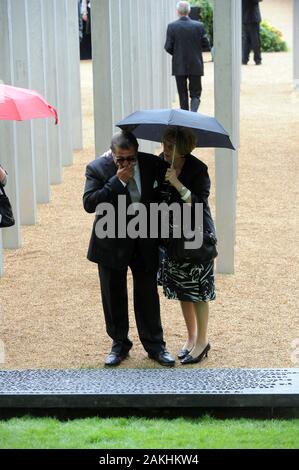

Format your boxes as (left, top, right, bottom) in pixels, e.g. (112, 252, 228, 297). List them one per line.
(158, 127, 216, 364)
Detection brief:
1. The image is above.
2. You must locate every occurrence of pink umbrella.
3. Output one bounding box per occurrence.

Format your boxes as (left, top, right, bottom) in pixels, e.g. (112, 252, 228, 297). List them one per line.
(0, 84, 58, 124)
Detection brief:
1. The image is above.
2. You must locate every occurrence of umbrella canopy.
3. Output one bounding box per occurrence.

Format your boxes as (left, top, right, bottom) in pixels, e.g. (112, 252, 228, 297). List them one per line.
(0, 84, 58, 124)
(116, 108, 234, 150)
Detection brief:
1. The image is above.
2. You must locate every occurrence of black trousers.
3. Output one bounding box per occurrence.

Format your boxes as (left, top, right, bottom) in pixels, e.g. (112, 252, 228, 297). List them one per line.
(98, 245, 165, 356)
(175, 75, 202, 112)
(80, 5, 92, 60)
(242, 23, 262, 64)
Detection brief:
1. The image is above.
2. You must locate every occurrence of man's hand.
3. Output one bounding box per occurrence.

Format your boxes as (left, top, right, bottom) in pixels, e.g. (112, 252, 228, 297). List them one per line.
(82, 14, 88, 22)
(117, 164, 134, 184)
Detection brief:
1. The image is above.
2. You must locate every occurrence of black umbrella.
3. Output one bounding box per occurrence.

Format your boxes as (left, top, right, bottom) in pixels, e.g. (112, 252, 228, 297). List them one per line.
(116, 108, 235, 151)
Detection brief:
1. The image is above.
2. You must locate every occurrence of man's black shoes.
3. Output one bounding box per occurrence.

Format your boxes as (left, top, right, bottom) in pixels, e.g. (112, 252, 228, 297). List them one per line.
(104, 351, 129, 367)
(105, 350, 175, 367)
(148, 350, 175, 367)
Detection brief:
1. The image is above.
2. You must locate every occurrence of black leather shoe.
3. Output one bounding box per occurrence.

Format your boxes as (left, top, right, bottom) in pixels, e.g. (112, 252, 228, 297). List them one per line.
(104, 351, 129, 367)
(180, 343, 211, 365)
(177, 348, 191, 360)
(148, 350, 175, 367)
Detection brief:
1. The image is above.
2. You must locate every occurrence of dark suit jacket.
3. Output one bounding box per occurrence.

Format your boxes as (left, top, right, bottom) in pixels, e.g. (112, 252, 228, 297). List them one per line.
(83, 151, 162, 270)
(164, 16, 210, 76)
(158, 154, 216, 236)
(242, 0, 262, 24)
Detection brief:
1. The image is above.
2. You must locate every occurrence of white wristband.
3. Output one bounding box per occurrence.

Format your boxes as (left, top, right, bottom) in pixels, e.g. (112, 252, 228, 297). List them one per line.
(181, 189, 191, 201)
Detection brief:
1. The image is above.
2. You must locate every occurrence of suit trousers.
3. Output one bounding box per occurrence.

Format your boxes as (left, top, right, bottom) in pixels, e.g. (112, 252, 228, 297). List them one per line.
(242, 23, 262, 64)
(98, 243, 165, 356)
(175, 75, 202, 112)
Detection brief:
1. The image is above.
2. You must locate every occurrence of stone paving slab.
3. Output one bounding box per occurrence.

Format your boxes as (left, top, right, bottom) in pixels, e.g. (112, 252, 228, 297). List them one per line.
(0, 368, 298, 409)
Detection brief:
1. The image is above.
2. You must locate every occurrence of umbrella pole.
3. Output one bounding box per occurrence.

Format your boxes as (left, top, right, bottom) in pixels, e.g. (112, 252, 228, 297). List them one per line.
(171, 144, 176, 168)
(171, 128, 178, 168)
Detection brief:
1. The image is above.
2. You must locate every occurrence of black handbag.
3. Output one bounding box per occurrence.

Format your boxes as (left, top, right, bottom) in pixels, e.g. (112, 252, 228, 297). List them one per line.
(166, 229, 218, 264)
(0, 184, 15, 228)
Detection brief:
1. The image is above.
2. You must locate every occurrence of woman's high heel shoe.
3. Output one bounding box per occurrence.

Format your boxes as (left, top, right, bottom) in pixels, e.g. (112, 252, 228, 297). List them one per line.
(177, 348, 191, 360)
(180, 343, 211, 365)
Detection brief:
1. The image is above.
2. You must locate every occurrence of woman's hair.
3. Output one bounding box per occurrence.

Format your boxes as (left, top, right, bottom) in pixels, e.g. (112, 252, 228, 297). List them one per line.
(162, 127, 197, 155)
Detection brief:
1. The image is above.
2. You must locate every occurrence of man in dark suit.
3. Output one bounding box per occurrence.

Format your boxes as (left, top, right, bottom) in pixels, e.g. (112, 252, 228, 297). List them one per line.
(164, 1, 210, 112)
(242, 0, 262, 65)
(83, 132, 175, 367)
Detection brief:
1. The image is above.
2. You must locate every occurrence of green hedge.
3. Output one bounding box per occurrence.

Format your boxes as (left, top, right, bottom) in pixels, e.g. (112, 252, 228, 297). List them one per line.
(260, 20, 288, 52)
(191, 0, 213, 45)
(190, 0, 288, 52)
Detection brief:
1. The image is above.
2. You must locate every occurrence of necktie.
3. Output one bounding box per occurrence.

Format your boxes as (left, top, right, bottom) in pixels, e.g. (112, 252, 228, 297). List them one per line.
(127, 177, 141, 203)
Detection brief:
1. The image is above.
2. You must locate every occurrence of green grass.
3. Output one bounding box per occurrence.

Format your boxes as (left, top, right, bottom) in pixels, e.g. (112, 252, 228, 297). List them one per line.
(0, 416, 298, 449)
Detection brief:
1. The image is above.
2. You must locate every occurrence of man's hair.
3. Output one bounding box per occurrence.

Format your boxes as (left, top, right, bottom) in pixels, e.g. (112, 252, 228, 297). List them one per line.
(176, 1, 191, 16)
(162, 127, 197, 155)
(110, 131, 139, 152)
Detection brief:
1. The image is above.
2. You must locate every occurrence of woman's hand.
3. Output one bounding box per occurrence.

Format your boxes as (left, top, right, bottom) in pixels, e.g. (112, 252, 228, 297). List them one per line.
(165, 168, 180, 190)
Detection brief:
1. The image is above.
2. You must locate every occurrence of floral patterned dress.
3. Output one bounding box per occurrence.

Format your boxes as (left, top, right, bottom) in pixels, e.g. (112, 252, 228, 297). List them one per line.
(157, 154, 216, 302)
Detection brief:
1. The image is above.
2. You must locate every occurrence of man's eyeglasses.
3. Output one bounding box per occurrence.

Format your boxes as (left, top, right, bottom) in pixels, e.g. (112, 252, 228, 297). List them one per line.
(114, 155, 137, 163)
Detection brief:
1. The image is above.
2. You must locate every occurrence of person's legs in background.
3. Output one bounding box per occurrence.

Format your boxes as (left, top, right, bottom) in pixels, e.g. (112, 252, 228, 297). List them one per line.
(250, 23, 262, 64)
(242, 24, 251, 64)
(188, 75, 202, 112)
(175, 75, 189, 110)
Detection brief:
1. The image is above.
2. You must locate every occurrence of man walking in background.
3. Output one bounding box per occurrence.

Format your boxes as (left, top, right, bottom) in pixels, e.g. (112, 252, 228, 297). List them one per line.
(242, 0, 263, 65)
(164, 1, 210, 112)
